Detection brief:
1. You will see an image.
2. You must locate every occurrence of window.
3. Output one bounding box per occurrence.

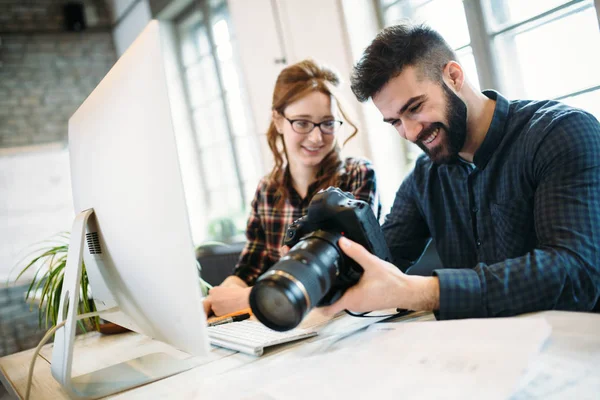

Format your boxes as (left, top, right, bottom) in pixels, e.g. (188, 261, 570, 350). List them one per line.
(378, 0, 600, 166)
(483, 0, 600, 115)
(176, 0, 262, 242)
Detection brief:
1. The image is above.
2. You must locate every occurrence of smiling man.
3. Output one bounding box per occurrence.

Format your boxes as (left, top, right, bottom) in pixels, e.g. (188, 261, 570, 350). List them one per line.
(322, 23, 600, 319)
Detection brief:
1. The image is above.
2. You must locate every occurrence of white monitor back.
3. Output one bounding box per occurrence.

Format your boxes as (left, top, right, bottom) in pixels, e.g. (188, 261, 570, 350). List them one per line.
(67, 20, 208, 357)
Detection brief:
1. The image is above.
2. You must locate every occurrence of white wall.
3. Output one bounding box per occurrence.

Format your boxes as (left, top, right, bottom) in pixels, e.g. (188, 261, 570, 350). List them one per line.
(0, 145, 74, 283)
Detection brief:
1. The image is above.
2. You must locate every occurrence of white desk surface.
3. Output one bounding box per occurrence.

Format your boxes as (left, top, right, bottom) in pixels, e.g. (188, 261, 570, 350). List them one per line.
(1, 310, 598, 399)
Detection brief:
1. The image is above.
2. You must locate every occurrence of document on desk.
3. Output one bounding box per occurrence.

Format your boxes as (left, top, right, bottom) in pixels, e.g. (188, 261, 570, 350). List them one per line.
(199, 316, 551, 400)
(357, 318, 552, 400)
(511, 311, 600, 399)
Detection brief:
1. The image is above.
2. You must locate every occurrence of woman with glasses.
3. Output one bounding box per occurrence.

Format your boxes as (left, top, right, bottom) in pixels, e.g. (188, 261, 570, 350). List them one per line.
(203, 59, 381, 317)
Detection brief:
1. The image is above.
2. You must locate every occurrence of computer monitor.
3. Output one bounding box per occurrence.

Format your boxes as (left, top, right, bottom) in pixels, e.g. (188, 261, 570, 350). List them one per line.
(51, 20, 209, 399)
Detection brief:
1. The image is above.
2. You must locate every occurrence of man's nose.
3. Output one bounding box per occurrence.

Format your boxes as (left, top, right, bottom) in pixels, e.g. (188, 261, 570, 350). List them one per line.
(403, 119, 423, 143)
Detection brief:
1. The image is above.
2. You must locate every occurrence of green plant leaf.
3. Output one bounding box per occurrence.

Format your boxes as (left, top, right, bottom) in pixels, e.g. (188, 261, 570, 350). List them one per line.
(80, 266, 91, 332)
(25, 245, 69, 304)
(29, 265, 51, 303)
(18, 252, 49, 287)
(13, 231, 102, 331)
(77, 319, 86, 332)
(42, 262, 65, 329)
(9, 247, 52, 284)
(10, 233, 71, 329)
(53, 279, 63, 326)
(22, 246, 63, 286)
(48, 264, 65, 327)
(8, 231, 70, 283)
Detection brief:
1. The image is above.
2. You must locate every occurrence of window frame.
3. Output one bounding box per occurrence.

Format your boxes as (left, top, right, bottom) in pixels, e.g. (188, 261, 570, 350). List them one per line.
(174, 0, 252, 213)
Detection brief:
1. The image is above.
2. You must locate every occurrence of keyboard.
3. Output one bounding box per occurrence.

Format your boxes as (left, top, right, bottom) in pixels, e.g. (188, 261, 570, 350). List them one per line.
(207, 320, 318, 356)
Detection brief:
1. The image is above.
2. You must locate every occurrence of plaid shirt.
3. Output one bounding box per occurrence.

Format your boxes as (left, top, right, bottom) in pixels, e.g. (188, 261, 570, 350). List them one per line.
(234, 157, 380, 285)
(383, 90, 600, 319)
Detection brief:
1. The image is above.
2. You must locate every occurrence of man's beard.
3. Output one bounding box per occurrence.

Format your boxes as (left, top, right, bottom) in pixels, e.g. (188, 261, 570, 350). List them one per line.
(416, 82, 467, 164)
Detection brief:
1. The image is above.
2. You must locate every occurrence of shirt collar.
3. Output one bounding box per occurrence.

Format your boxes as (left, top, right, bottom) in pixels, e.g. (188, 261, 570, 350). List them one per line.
(472, 90, 509, 170)
(283, 167, 318, 205)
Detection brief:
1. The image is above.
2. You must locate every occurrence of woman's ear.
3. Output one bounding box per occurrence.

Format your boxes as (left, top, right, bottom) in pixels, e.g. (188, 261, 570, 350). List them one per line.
(272, 110, 283, 134)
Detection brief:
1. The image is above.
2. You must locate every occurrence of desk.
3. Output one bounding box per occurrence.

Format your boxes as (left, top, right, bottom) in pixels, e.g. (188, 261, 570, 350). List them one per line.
(1, 311, 599, 399)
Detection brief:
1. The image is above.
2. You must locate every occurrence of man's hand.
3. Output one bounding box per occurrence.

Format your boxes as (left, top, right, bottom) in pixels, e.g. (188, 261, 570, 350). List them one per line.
(320, 237, 440, 316)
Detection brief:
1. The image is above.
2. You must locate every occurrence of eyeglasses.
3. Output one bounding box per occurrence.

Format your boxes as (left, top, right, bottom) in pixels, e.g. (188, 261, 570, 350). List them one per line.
(283, 116, 343, 135)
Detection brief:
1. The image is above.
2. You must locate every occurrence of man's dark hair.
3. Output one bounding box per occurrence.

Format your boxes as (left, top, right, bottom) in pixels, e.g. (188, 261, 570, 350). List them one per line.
(351, 23, 457, 102)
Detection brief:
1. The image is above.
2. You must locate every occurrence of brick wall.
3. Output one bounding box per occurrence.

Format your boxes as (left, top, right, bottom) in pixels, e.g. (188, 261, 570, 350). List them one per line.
(0, 0, 117, 148)
(0, 283, 95, 358)
(0, 0, 112, 33)
(0, 284, 44, 358)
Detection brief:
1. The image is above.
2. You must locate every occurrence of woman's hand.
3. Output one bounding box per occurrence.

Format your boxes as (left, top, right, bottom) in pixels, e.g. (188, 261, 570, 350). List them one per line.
(205, 286, 252, 316)
(203, 275, 251, 317)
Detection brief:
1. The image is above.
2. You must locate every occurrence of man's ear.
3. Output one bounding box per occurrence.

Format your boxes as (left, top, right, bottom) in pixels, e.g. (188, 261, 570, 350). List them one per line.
(443, 61, 465, 92)
(272, 110, 283, 134)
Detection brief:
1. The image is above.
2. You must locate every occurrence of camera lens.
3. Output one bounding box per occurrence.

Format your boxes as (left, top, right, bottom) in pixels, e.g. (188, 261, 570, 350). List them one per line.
(249, 273, 305, 330)
(250, 231, 342, 331)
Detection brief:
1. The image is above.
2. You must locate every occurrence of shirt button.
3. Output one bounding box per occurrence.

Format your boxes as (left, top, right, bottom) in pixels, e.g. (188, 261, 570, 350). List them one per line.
(472, 207, 479, 213)
(476, 241, 482, 247)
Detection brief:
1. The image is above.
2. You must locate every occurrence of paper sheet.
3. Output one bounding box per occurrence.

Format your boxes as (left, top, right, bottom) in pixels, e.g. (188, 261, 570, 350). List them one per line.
(196, 316, 551, 400)
(511, 312, 600, 399)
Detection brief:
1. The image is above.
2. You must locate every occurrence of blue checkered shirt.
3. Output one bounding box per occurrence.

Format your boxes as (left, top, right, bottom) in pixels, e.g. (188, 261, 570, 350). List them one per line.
(382, 90, 600, 319)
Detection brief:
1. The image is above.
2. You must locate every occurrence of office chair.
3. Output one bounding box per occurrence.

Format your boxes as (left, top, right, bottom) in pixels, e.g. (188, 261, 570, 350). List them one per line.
(405, 241, 444, 276)
(195, 241, 246, 286)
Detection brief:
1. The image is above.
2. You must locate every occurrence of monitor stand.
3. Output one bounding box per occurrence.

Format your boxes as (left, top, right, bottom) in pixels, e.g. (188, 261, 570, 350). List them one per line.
(50, 208, 201, 399)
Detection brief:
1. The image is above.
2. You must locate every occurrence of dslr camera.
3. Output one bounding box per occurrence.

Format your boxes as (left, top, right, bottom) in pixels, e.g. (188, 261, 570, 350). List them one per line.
(249, 187, 392, 331)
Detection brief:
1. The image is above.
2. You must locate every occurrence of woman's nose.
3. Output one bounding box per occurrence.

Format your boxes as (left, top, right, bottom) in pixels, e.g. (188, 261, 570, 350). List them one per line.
(306, 126, 324, 143)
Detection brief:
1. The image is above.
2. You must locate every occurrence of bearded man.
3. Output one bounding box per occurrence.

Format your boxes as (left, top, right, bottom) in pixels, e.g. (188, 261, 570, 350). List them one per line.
(322, 23, 600, 319)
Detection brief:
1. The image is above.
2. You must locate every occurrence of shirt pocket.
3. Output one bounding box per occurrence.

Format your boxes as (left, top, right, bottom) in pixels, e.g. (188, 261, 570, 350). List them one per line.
(490, 197, 536, 259)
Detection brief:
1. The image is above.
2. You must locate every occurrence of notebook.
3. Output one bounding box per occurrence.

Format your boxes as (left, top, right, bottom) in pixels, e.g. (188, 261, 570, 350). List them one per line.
(207, 320, 318, 356)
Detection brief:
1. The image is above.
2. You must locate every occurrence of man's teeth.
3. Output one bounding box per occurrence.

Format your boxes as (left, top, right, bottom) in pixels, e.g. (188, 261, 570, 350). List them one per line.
(423, 127, 440, 144)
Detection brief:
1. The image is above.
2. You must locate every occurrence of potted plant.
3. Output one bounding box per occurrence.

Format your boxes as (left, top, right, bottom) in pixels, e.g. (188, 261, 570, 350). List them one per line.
(12, 232, 99, 332)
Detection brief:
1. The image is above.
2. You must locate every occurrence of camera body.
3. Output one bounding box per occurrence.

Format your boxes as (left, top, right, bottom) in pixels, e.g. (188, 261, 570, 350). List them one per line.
(283, 187, 391, 305)
(249, 187, 392, 331)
